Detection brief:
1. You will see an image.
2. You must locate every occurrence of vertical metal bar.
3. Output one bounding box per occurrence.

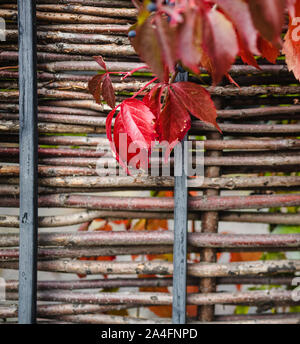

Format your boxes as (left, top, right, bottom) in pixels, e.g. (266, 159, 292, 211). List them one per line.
(17, 0, 38, 324)
(172, 71, 189, 324)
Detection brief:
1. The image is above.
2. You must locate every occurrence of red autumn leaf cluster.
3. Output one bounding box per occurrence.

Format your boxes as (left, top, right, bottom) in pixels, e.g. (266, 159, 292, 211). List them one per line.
(106, 80, 219, 172)
(130, 0, 293, 83)
(88, 0, 300, 172)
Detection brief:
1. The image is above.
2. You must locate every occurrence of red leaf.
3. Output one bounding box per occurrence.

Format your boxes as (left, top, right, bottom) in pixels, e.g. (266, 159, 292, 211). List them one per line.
(143, 86, 162, 119)
(171, 82, 221, 132)
(155, 15, 177, 74)
(247, 0, 285, 46)
(202, 7, 239, 84)
(158, 88, 191, 150)
(108, 99, 156, 171)
(102, 73, 116, 109)
(131, 16, 166, 81)
(143, 84, 164, 138)
(88, 74, 104, 105)
(257, 36, 279, 64)
(239, 46, 259, 69)
(283, 0, 300, 80)
(238, 34, 260, 69)
(113, 112, 136, 168)
(213, 0, 259, 55)
(93, 55, 107, 71)
(106, 104, 121, 165)
(287, 0, 297, 16)
(121, 98, 156, 149)
(177, 8, 203, 74)
(226, 73, 240, 88)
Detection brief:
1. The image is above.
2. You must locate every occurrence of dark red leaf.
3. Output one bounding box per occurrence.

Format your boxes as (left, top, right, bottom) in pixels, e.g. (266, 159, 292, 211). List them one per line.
(143, 84, 165, 139)
(88, 74, 104, 105)
(171, 82, 221, 132)
(102, 73, 116, 109)
(238, 35, 260, 69)
(158, 88, 191, 149)
(177, 8, 203, 74)
(226, 73, 240, 88)
(113, 112, 136, 169)
(239, 46, 259, 69)
(202, 7, 239, 84)
(155, 15, 177, 74)
(247, 0, 285, 45)
(93, 56, 107, 71)
(107, 98, 156, 172)
(143, 84, 164, 120)
(258, 36, 279, 63)
(131, 16, 166, 81)
(213, 0, 259, 55)
(121, 98, 156, 149)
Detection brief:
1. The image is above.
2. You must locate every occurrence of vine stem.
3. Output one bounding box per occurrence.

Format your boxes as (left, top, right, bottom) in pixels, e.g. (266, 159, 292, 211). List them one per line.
(169, 70, 179, 84)
(120, 65, 149, 80)
(131, 77, 158, 98)
(161, 70, 179, 109)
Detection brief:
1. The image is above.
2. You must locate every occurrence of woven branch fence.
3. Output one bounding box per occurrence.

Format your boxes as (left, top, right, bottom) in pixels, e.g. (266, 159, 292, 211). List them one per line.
(0, 0, 300, 324)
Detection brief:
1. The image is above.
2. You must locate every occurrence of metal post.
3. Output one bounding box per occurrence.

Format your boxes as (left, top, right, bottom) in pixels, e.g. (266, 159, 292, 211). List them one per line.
(17, 0, 38, 324)
(172, 71, 189, 324)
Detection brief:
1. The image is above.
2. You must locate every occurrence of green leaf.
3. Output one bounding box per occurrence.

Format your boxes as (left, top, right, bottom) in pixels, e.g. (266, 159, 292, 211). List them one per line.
(290, 306, 300, 313)
(234, 305, 249, 315)
(273, 225, 300, 234)
(261, 252, 286, 260)
(272, 226, 300, 260)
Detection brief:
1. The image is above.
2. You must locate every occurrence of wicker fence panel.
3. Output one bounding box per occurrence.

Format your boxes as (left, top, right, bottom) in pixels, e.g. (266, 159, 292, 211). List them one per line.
(0, 0, 300, 324)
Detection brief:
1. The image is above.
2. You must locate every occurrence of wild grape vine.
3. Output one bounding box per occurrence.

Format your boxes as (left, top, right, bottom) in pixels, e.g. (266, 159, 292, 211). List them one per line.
(88, 0, 300, 173)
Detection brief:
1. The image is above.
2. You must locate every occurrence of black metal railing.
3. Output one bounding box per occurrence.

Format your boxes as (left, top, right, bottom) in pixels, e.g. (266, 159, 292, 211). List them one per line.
(172, 71, 189, 324)
(17, 0, 38, 324)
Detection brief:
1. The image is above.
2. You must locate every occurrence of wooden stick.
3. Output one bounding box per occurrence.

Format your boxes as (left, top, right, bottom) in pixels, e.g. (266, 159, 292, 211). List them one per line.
(1, 135, 297, 151)
(0, 211, 299, 228)
(5, 30, 130, 44)
(1, 231, 300, 249)
(1, 175, 300, 191)
(37, 61, 290, 74)
(0, 9, 132, 24)
(0, 245, 173, 261)
(0, 303, 131, 319)
(2, 4, 137, 18)
(1, 118, 300, 136)
(38, 24, 131, 34)
(4, 276, 294, 292)
(1, 259, 300, 277)
(35, 0, 136, 7)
